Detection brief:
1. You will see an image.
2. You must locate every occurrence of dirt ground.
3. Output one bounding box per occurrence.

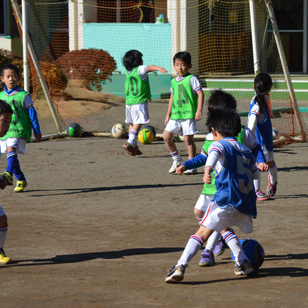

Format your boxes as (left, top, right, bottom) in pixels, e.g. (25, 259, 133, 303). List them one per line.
(0, 133, 307, 307)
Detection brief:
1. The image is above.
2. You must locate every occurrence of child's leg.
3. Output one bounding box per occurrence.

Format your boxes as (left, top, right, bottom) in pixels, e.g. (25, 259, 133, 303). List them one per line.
(254, 168, 270, 200)
(176, 226, 214, 267)
(221, 227, 245, 266)
(6, 147, 18, 176)
(0, 207, 10, 264)
(163, 130, 177, 154)
(183, 135, 196, 159)
(268, 160, 278, 184)
(127, 124, 142, 146)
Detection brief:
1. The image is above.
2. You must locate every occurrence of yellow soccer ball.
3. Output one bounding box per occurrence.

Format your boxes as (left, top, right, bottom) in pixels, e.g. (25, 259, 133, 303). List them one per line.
(138, 128, 154, 144)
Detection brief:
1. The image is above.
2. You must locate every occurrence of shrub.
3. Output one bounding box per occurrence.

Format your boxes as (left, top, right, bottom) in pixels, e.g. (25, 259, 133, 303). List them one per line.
(56, 49, 117, 91)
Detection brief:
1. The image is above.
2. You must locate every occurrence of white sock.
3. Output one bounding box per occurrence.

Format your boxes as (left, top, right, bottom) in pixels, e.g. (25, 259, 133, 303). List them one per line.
(177, 234, 203, 267)
(0, 225, 8, 248)
(170, 150, 181, 162)
(222, 229, 245, 266)
(269, 164, 278, 184)
(205, 231, 221, 251)
(253, 169, 261, 192)
(127, 130, 138, 146)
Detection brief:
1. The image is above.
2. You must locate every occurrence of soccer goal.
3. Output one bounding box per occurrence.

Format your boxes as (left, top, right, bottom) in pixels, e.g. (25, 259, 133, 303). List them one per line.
(11, 0, 307, 143)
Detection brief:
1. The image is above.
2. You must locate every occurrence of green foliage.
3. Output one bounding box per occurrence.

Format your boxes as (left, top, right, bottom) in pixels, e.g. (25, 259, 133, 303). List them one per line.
(56, 49, 117, 91)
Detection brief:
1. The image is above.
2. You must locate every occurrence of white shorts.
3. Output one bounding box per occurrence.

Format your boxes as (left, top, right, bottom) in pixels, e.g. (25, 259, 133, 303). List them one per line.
(125, 102, 150, 125)
(200, 202, 253, 234)
(0, 138, 26, 154)
(0, 205, 6, 217)
(194, 194, 214, 212)
(164, 118, 198, 136)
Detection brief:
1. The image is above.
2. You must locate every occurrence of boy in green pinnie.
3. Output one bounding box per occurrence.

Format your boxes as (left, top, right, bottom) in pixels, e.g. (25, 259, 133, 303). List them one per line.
(122, 50, 167, 156)
(163, 51, 204, 174)
(0, 64, 42, 192)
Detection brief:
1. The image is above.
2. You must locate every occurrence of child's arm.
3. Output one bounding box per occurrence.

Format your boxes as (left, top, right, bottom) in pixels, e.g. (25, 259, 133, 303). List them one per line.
(203, 166, 213, 184)
(195, 89, 204, 121)
(165, 93, 173, 125)
(177, 151, 207, 175)
(24, 94, 42, 142)
(146, 65, 167, 74)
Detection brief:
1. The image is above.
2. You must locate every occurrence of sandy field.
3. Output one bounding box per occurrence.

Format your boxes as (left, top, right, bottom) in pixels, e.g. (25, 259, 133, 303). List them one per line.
(0, 133, 307, 307)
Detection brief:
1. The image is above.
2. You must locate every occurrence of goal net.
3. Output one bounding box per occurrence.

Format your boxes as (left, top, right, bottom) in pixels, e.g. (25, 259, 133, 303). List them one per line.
(11, 0, 307, 143)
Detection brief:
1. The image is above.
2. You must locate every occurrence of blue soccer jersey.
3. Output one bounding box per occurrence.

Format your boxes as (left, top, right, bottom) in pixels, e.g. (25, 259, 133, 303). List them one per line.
(210, 138, 257, 217)
(248, 95, 273, 152)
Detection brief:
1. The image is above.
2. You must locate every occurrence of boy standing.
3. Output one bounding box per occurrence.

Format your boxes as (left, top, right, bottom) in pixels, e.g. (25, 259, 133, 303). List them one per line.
(0, 100, 13, 264)
(0, 64, 42, 192)
(165, 108, 257, 283)
(122, 50, 167, 156)
(163, 51, 204, 174)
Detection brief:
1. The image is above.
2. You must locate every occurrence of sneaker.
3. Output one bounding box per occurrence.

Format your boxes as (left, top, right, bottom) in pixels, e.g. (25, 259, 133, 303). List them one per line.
(199, 249, 215, 267)
(123, 143, 135, 156)
(0, 248, 10, 265)
(14, 180, 27, 193)
(183, 168, 197, 175)
(213, 238, 226, 257)
(169, 159, 183, 173)
(256, 190, 270, 201)
(234, 260, 254, 276)
(165, 265, 186, 283)
(133, 146, 142, 155)
(267, 174, 277, 197)
(0, 172, 13, 185)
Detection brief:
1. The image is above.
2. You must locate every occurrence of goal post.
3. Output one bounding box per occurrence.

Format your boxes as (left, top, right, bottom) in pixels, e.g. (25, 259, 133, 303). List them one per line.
(13, 0, 308, 143)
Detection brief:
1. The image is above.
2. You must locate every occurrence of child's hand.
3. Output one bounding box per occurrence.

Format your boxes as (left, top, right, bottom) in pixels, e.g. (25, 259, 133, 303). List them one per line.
(203, 172, 212, 184)
(34, 133, 42, 142)
(258, 162, 269, 172)
(176, 165, 186, 175)
(158, 67, 167, 74)
(195, 110, 202, 121)
(0, 176, 7, 190)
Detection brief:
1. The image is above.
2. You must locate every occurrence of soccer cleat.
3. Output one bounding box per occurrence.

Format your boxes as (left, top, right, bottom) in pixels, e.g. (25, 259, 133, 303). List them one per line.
(123, 143, 135, 156)
(234, 260, 254, 276)
(169, 159, 183, 173)
(256, 190, 270, 201)
(266, 174, 277, 197)
(14, 180, 27, 193)
(165, 265, 186, 283)
(214, 238, 226, 257)
(133, 146, 142, 156)
(199, 249, 215, 267)
(183, 168, 197, 175)
(0, 172, 13, 185)
(0, 248, 10, 265)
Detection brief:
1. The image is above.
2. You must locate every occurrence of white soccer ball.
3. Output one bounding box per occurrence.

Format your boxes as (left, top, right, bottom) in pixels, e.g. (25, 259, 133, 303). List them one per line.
(111, 123, 127, 139)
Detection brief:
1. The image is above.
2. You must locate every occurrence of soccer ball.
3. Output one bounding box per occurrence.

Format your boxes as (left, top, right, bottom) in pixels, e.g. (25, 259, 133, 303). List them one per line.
(143, 125, 156, 139)
(67, 123, 82, 137)
(111, 123, 127, 139)
(231, 238, 265, 270)
(138, 128, 154, 144)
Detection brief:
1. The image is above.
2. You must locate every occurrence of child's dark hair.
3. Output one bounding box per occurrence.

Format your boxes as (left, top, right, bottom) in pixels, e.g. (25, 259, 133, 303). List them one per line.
(123, 50, 143, 71)
(0, 99, 13, 115)
(208, 89, 237, 113)
(173, 51, 191, 65)
(206, 108, 241, 138)
(1, 63, 19, 77)
(254, 72, 272, 114)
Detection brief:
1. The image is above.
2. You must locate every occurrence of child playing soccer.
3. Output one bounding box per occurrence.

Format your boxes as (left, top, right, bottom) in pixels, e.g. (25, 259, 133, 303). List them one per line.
(163, 51, 204, 174)
(247, 72, 277, 198)
(122, 50, 167, 156)
(165, 108, 258, 283)
(0, 63, 42, 192)
(176, 90, 268, 267)
(0, 100, 14, 264)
